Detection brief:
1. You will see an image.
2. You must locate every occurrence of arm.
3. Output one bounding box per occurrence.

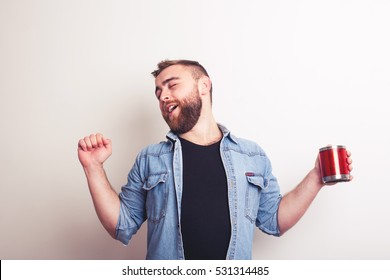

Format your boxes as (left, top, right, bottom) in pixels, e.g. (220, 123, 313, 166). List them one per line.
(78, 133, 120, 238)
(277, 151, 353, 235)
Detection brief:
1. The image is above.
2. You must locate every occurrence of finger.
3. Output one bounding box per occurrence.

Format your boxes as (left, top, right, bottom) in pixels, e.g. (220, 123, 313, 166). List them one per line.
(96, 133, 103, 147)
(348, 165, 353, 172)
(78, 139, 87, 152)
(89, 134, 98, 148)
(84, 136, 93, 151)
(347, 157, 353, 164)
(347, 150, 352, 157)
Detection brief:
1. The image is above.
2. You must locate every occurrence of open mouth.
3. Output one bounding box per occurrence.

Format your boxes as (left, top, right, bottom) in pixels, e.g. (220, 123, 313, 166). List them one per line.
(167, 104, 178, 114)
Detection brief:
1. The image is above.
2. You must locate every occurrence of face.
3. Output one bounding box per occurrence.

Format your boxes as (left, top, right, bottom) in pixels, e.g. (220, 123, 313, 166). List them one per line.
(155, 65, 202, 135)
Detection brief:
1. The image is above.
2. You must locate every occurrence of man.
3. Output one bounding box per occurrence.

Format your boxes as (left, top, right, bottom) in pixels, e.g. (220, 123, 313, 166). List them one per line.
(77, 60, 353, 260)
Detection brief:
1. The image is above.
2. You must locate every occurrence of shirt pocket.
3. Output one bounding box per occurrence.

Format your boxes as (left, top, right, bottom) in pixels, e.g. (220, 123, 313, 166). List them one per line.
(245, 174, 268, 223)
(142, 172, 169, 223)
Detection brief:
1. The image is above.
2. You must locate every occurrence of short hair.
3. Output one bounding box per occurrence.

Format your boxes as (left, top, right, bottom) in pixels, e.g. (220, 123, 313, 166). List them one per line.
(151, 59, 213, 99)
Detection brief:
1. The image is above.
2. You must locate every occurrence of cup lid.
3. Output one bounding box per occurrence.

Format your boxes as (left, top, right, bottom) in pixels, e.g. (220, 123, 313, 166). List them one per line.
(319, 145, 346, 152)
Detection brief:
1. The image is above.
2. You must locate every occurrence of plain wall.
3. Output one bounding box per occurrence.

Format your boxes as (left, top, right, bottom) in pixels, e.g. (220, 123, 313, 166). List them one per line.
(1, 0, 389, 259)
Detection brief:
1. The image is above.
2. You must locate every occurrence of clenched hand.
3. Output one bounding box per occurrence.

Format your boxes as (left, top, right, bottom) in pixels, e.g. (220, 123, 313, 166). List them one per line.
(78, 133, 112, 169)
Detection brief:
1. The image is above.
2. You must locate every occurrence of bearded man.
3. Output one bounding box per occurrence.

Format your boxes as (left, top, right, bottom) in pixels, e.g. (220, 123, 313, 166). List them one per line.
(77, 60, 353, 260)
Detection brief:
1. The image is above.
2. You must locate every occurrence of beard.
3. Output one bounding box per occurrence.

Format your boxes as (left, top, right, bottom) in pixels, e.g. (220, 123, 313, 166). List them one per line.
(163, 88, 202, 135)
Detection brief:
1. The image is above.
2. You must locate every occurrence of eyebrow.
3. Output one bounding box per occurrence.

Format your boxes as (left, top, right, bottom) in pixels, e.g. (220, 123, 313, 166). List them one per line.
(155, 77, 180, 94)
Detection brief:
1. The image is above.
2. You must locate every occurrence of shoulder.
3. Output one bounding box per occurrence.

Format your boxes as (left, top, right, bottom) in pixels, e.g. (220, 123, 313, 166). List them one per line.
(130, 139, 173, 176)
(219, 123, 266, 157)
(137, 139, 173, 158)
(224, 133, 267, 157)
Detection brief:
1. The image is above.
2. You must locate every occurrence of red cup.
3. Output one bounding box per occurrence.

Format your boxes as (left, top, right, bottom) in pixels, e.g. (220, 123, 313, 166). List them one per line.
(319, 145, 351, 184)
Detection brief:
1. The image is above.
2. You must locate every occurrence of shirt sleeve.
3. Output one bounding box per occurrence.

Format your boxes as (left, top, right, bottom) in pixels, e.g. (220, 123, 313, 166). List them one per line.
(115, 153, 147, 245)
(255, 155, 282, 237)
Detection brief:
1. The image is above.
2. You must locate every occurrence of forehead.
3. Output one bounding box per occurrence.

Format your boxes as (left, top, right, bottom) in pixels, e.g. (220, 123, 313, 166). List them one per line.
(155, 65, 194, 85)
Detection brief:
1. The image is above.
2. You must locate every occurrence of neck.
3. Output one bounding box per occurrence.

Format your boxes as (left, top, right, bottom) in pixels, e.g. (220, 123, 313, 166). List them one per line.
(179, 114, 222, 146)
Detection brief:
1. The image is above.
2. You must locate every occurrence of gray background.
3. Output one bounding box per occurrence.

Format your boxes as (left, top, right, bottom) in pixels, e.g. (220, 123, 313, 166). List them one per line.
(1, 0, 389, 259)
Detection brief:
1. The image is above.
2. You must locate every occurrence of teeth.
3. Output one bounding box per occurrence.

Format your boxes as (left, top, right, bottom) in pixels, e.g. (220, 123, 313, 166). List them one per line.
(168, 105, 177, 113)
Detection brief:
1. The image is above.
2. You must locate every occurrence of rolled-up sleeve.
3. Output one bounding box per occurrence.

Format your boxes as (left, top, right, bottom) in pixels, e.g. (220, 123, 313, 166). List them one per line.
(115, 154, 147, 245)
(256, 155, 282, 237)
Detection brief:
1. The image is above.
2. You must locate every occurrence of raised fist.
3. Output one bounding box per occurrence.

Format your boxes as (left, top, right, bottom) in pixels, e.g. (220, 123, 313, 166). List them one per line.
(78, 133, 112, 168)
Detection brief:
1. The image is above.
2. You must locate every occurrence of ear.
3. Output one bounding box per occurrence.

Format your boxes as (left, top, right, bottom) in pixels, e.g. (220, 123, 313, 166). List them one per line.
(198, 76, 212, 97)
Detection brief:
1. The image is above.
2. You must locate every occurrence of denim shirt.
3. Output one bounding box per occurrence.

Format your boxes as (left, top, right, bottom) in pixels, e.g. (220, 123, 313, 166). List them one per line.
(115, 124, 282, 260)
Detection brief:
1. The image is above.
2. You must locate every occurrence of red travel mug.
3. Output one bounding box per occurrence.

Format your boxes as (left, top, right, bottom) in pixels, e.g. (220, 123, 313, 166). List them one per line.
(319, 145, 351, 184)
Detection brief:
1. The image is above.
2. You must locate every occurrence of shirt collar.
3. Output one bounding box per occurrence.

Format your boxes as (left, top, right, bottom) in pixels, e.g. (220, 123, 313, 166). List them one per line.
(166, 123, 238, 145)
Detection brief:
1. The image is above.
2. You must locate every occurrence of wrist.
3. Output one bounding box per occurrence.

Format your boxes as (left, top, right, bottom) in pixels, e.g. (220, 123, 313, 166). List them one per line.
(309, 168, 325, 189)
(83, 161, 105, 176)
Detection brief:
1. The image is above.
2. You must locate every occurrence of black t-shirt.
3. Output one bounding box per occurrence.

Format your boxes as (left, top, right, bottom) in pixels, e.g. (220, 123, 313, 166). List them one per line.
(180, 137, 231, 260)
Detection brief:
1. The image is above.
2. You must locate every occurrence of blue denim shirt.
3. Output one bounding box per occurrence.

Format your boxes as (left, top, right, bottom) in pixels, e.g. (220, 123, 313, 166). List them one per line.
(115, 124, 282, 260)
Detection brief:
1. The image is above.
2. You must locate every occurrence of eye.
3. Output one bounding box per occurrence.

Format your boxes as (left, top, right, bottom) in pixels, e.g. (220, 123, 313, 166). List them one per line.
(155, 90, 161, 99)
(168, 83, 177, 89)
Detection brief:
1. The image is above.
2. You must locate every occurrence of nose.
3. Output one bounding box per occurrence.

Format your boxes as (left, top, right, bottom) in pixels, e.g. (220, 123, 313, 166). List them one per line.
(159, 89, 171, 102)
